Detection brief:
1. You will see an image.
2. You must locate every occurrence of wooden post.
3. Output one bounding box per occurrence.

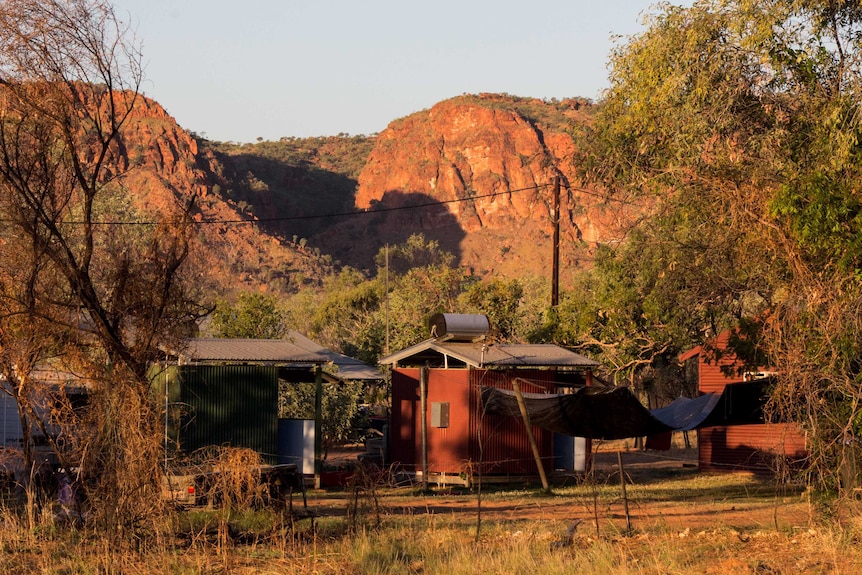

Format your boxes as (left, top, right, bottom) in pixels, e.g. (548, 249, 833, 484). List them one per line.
(313, 365, 323, 489)
(551, 175, 560, 308)
(617, 451, 632, 533)
(512, 378, 550, 492)
(420, 364, 429, 492)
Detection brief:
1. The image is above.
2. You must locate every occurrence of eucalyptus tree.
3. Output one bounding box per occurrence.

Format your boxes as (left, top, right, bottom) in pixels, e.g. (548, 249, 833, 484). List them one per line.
(211, 292, 289, 339)
(578, 0, 862, 486)
(0, 0, 205, 534)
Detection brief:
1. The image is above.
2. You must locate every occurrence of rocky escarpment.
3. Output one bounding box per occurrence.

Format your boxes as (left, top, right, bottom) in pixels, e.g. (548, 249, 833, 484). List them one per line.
(114, 95, 209, 206)
(112, 95, 334, 296)
(342, 94, 637, 279)
(108, 92, 642, 294)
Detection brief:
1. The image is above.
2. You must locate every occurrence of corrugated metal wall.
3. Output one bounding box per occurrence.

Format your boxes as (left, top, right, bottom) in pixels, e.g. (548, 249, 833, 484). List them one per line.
(695, 335, 807, 472)
(470, 370, 555, 475)
(164, 365, 279, 464)
(389, 367, 558, 476)
(697, 331, 747, 394)
(0, 384, 22, 449)
(390, 368, 419, 470)
(699, 424, 807, 473)
(0, 380, 56, 452)
(425, 369, 471, 474)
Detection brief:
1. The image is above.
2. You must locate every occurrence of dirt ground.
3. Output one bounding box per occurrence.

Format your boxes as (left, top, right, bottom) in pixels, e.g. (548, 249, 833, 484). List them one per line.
(307, 445, 814, 534)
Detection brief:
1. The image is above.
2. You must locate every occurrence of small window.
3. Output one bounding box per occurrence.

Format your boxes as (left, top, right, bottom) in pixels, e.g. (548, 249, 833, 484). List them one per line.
(431, 402, 449, 428)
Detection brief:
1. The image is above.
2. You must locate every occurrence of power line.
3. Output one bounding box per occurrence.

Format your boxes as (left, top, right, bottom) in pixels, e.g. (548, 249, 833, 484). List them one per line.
(202, 182, 628, 226)
(11, 183, 547, 227)
(195, 183, 551, 226)
(2, 180, 629, 227)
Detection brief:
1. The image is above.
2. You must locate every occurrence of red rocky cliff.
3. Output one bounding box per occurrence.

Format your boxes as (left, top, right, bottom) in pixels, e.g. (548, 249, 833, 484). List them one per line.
(113, 94, 329, 296)
(354, 94, 636, 278)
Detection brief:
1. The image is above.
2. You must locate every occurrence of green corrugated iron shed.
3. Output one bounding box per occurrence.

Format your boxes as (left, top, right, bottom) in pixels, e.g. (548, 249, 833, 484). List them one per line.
(156, 336, 380, 475)
(178, 335, 382, 381)
(159, 365, 279, 464)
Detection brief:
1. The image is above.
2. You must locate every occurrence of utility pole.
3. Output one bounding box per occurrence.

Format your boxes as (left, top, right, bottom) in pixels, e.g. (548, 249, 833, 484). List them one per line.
(552, 176, 561, 308)
(385, 244, 390, 356)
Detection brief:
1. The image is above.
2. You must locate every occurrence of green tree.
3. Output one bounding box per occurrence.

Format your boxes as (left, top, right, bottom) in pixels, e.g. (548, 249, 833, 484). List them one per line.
(578, 0, 862, 487)
(211, 292, 288, 339)
(293, 235, 474, 360)
(210, 288, 375, 457)
(309, 268, 384, 364)
(278, 381, 367, 458)
(374, 233, 454, 274)
(459, 278, 525, 341)
(385, 247, 473, 350)
(286, 235, 557, 362)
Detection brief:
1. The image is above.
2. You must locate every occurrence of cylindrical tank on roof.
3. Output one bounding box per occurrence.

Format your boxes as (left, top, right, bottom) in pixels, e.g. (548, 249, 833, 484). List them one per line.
(428, 313, 490, 341)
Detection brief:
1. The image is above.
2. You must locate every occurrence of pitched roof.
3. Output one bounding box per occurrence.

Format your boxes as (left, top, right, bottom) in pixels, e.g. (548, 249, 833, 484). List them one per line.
(283, 331, 383, 381)
(379, 338, 599, 369)
(678, 345, 703, 362)
(180, 337, 327, 364)
(177, 332, 383, 380)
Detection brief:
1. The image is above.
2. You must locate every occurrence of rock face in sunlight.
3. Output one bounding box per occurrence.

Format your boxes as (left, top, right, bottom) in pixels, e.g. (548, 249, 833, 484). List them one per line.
(114, 95, 209, 207)
(357, 95, 573, 233)
(106, 92, 645, 292)
(112, 95, 333, 297)
(352, 94, 638, 278)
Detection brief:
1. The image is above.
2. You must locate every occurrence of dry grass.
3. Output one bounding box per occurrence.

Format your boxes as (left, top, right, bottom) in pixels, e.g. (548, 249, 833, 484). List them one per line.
(1, 465, 861, 574)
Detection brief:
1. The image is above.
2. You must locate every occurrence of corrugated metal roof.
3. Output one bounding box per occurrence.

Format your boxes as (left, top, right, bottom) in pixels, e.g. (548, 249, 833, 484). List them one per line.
(177, 332, 383, 380)
(180, 338, 326, 364)
(379, 338, 599, 368)
(284, 331, 383, 381)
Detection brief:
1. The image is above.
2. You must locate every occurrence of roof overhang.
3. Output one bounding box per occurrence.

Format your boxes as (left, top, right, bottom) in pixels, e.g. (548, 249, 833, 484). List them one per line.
(379, 338, 599, 369)
(174, 338, 327, 365)
(169, 333, 383, 381)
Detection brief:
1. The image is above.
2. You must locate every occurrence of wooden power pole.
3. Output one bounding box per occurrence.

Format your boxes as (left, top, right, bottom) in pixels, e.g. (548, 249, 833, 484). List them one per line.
(552, 176, 560, 308)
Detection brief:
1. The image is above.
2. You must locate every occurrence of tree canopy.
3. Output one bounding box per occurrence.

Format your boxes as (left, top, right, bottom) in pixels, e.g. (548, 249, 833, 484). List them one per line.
(576, 0, 862, 487)
(211, 292, 288, 339)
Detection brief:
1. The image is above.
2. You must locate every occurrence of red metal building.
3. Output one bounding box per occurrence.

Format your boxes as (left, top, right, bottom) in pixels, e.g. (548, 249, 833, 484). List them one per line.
(381, 315, 598, 482)
(680, 330, 807, 473)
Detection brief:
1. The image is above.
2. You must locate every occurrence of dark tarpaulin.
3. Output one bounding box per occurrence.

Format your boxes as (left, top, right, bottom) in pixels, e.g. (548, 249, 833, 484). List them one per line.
(481, 379, 771, 440)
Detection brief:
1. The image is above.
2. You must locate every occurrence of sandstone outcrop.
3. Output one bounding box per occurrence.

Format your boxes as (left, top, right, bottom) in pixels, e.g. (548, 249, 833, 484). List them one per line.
(106, 92, 640, 293)
(112, 94, 331, 296)
(350, 94, 637, 279)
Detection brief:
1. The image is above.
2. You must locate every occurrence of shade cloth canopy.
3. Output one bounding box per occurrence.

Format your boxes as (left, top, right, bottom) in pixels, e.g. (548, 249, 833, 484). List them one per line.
(481, 379, 771, 440)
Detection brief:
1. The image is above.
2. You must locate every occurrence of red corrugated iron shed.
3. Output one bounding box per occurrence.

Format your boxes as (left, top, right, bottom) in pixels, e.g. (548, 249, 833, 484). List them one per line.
(381, 331, 598, 479)
(681, 330, 807, 473)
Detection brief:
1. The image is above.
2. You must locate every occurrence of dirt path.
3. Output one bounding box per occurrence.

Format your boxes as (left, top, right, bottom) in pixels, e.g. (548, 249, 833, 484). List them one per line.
(303, 447, 812, 534)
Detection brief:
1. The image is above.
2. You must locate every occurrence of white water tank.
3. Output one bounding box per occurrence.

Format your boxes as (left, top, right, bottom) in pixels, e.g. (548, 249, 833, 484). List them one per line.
(428, 313, 490, 341)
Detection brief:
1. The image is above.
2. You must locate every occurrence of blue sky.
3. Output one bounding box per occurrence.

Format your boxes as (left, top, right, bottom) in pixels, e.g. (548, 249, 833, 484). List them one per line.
(111, 1, 670, 143)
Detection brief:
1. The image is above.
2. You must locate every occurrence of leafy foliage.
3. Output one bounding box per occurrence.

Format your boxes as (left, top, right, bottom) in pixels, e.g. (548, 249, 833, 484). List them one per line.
(278, 381, 368, 455)
(285, 234, 559, 357)
(209, 288, 371, 456)
(460, 278, 525, 342)
(211, 292, 288, 339)
(576, 0, 862, 487)
(308, 268, 385, 364)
